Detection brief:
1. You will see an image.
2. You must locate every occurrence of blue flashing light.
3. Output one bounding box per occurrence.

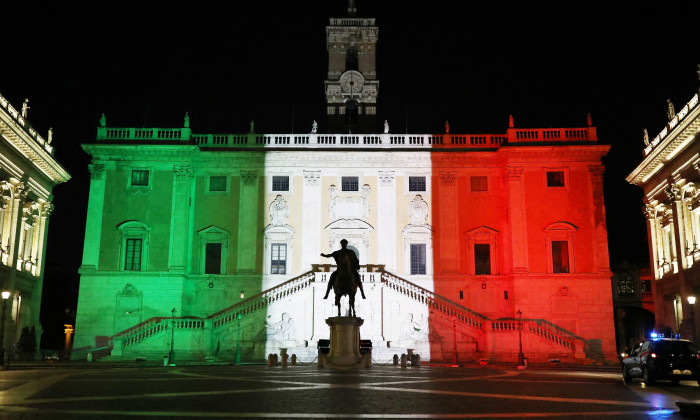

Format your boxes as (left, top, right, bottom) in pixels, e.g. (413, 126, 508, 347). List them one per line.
(650, 332, 658, 339)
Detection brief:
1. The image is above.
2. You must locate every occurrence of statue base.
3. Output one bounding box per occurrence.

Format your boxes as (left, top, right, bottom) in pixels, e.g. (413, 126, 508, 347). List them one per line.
(319, 317, 370, 370)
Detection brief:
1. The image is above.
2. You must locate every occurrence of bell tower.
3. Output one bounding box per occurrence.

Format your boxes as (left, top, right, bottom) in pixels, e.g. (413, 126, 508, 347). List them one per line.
(324, 1, 379, 133)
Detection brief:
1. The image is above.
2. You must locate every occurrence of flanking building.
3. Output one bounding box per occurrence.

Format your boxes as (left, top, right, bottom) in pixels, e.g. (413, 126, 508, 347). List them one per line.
(0, 92, 70, 358)
(74, 6, 617, 364)
(627, 86, 700, 343)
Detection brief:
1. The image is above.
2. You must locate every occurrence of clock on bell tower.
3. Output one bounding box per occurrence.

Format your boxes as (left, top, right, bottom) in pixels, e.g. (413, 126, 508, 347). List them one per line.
(324, 1, 379, 133)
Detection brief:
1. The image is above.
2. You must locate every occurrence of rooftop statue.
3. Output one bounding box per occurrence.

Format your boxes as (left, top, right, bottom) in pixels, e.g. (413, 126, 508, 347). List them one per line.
(184, 112, 190, 128)
(47, 127, 53, 145)
(384, 120, 389, 134)
(643, 128, 649, 147)
(667, 99, 676, 120)
(99, 113, 106, 127)
(312, 120, 318, 133)
(445, 120, 450, 133)
(321, 239, 366, 317)
(21, 98, 30, 118)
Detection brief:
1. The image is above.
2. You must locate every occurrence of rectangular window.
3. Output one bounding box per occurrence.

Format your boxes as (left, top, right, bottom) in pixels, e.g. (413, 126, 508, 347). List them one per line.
(130, 170, 149, 186)
(470, 176, 488, 192)
(552, 240, 570, 273)
(209, 176, 227, 192)
(205, 243, 222, 274)
(474, 243, 491, 275)
(271, 243, 287, 274)
(409, 176, 426, 192)
(272, 176, 289, 192)
(342, 176, 359, 191)
(546, 171, 565, 187)
(124, 238, 142, 271)
(410, 243, 426, 275)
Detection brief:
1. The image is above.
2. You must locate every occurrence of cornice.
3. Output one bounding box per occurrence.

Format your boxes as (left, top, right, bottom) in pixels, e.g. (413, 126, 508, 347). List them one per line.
(627, 101, 700, 186)
(0, 112, 70, 184)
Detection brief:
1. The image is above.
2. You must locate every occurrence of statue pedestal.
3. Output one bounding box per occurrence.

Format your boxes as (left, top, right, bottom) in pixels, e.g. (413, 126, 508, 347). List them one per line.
(320, 317, 369, 369)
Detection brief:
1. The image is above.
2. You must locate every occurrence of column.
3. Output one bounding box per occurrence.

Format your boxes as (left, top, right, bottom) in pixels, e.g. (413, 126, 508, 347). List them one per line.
(168, 165, 193, 272)
(667, 184, 694, 334)
(33, 203, 53, 277)
(588, 166, 610, 272)
(505, 167, 528, 273)
(81, 164, 105, 271)
(237, 170, 259, 273)
(6, 182, 27, 290)
(301, 170, 321, 272)
(377, 171, 396, 271)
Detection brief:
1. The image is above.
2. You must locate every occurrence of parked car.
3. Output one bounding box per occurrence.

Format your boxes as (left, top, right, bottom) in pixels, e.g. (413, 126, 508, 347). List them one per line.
(621, 338, 700, 385)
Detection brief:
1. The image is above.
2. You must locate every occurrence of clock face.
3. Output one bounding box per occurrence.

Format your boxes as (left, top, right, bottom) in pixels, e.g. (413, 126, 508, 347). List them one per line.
(339, 70, 364, 94)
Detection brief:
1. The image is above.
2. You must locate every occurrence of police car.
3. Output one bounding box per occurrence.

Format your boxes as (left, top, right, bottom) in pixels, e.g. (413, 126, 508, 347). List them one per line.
(621, 335, 700, 385)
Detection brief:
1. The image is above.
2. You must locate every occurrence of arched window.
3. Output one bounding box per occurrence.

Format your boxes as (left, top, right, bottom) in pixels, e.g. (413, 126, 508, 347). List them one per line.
(543, 222, 578, 274)
(117, 221, 151, 271)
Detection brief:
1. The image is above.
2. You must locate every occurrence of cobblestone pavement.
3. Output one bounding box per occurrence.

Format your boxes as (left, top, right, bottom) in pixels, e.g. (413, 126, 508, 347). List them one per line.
(0, 364, 696, 419)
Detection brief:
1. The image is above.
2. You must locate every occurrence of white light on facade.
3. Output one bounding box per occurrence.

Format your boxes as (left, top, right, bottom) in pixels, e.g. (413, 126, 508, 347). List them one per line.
(688, 296, 696, 305)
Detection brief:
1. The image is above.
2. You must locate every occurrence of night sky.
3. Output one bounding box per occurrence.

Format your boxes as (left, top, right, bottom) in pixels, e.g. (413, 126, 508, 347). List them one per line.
(2, 1, 699, 348)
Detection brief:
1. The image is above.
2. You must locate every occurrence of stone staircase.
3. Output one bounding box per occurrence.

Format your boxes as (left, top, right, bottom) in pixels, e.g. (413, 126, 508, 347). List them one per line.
(107, 267, 588, 364)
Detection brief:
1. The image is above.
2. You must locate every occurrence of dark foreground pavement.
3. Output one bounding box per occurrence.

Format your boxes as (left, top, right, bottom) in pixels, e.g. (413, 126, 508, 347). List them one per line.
(0, 363, 697, 419)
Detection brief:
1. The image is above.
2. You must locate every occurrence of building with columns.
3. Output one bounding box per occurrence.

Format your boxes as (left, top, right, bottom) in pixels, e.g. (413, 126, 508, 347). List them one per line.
(74, 6, 617, 364)
(627, 87, 700, 343)
(0, 92, 70, 357)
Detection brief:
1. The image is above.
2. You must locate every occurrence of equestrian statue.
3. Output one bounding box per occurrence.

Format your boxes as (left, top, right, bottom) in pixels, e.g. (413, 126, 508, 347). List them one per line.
(320, 239, 366, 317)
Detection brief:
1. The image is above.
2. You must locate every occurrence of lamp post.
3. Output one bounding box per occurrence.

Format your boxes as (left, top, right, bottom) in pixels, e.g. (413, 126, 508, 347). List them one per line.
(1, 290, 10, 369)
(168, 308, 176, 365)
(236, 313, 242, 365)
(452, 314, 457, 367)
(517, 310, 525, 367)
(688, 296, 696, 343)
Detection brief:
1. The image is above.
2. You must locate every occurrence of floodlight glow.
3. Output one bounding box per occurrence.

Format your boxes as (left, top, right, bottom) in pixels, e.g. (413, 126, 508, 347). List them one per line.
(1, 291, 9, 300)
(688, 296, 696, 305)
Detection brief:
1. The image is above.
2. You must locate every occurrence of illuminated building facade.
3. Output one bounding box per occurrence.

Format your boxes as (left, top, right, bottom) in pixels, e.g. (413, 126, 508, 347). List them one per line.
(627, 88, 700, 343)
(74, 8, 617, 364)
(0, 92, 70, 355)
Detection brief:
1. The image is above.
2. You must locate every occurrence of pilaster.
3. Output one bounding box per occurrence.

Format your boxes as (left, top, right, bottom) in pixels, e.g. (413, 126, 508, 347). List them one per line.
(237, 170, 259, 273)
(377, 171, 396, 271)
(81, 164, 105, 271)
(588, 166, 610, 272)
(505, 167, 528, 274)
(302, 170, 321, 271)
(437, 171, 458, 274)
(168, 165, 193, 272)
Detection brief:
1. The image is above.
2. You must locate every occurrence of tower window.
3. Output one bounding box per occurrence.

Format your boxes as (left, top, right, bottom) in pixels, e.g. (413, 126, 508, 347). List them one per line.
(342, 176, 359, 191)
(346, 49, 358, 71)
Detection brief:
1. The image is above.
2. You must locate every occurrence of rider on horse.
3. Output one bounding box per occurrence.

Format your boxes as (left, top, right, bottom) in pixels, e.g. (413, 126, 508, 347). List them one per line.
(320, 239, 366, 300)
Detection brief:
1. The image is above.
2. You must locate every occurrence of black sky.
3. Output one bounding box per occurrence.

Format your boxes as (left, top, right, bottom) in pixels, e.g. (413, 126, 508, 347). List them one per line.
(2, 1, 699, 348)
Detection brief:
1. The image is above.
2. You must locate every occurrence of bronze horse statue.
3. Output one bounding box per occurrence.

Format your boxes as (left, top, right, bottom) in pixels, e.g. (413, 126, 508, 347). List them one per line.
(331, 248, 358, 317)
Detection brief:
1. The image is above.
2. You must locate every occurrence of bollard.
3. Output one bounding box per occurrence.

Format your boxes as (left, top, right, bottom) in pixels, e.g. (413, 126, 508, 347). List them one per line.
(291, 354, 297, 365)
(400, 354, 407, 368)
(281, 353, 289, 368)
(87, 352, 93, 362)
(318, 350, 325, 368)
(413, 354, 421, 367)
(163, 356, 169, 366)
(393, 354, 398, 365)
(274, 354, 279, 365)
(364, 350, 371, 368)
(267, 353, 274, 366)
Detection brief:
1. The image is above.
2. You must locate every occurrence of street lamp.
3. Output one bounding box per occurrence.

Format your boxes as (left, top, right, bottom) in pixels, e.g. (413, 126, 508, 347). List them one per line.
(1, 290, 11, 369)
(688, 296, 696, 343)
(236, 313, 242, 365)
(168, 308, 176, 365)
(517, 310, 525, 367)
(451, 314, 457, 367)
